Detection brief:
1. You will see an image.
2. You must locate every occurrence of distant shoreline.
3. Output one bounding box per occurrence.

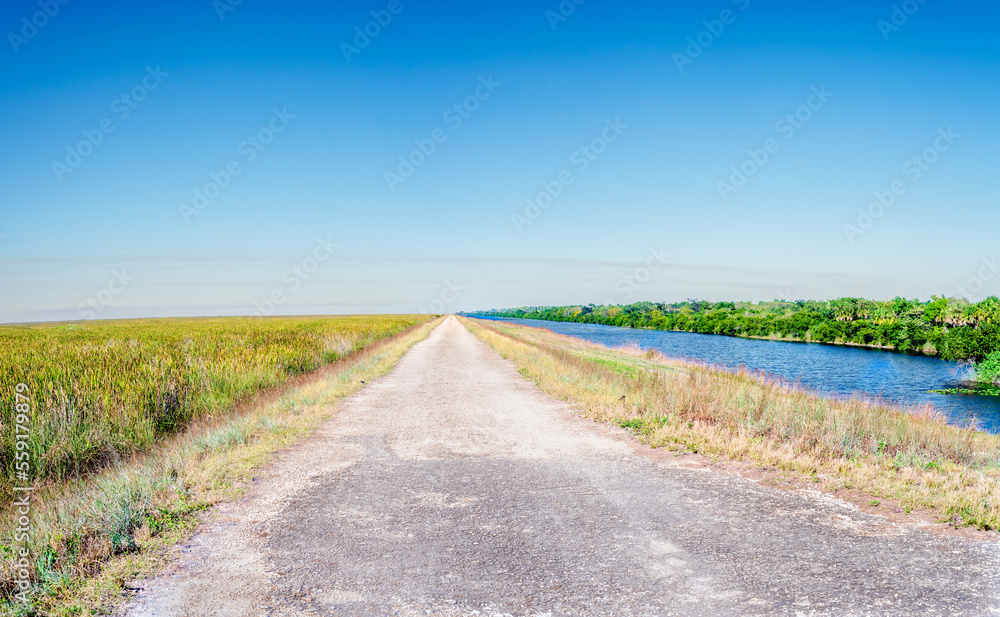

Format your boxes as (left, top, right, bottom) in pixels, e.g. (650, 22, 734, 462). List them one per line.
(469, 297, 1000, 363)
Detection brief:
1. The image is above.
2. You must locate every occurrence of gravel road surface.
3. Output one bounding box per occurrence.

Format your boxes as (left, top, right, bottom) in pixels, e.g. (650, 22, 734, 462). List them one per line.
(126, 316, 1000, 616)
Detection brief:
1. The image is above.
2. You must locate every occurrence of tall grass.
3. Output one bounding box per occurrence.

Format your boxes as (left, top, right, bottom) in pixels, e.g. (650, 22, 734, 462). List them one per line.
(464, 318, 1000, 530)
(0, 316, 428, 497)
(1, 317, 441, 615)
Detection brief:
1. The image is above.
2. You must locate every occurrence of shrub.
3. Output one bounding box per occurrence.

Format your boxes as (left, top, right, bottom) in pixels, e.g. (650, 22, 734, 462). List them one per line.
(975, 351, 1000, 385)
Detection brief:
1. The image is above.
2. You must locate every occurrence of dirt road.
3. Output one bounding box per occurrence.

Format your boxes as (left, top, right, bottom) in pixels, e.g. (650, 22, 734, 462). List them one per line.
(126, 316, 999, 616)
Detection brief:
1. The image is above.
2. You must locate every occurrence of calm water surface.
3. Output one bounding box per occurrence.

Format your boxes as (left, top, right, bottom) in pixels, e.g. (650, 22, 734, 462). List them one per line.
(476, 316, 1000, 433)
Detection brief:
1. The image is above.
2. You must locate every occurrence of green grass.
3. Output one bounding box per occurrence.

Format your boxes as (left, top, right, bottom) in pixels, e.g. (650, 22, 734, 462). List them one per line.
(0, 315, 428, 497)
(0, 316, 441, 615)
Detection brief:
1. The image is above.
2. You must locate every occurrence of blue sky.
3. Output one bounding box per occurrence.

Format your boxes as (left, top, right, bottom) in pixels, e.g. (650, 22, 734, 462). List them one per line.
(1, 0, 998, 322)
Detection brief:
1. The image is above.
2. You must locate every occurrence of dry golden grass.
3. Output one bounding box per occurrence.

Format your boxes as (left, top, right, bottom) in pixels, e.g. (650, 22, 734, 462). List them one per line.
(463, 317, 1000, 531)
(1, 318, 442, 616)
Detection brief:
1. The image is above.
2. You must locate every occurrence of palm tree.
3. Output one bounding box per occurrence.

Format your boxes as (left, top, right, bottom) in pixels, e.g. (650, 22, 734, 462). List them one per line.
(970, 297, 1000, 325)
(943, 298, 973, 327)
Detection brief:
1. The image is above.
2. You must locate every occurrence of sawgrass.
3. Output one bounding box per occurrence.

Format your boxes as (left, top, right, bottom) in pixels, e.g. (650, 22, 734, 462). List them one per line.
(0, 315, 427, 496)
(1, 316, 438, 615)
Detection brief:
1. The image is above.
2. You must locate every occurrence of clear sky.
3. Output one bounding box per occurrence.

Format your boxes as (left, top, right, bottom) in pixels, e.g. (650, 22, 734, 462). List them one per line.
(1, 0, 998, 322)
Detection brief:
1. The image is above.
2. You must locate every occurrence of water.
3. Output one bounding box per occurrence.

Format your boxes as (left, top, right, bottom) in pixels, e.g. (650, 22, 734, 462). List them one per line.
(475, 316, 1000, 433)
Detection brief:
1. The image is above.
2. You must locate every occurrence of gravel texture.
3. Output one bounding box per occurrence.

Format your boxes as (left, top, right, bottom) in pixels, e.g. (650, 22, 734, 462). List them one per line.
(126, 316, 1000, 616)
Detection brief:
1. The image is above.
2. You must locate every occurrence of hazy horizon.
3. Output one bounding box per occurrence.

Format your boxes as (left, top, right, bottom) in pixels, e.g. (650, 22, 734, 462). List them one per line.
(3, 0, 999, 323)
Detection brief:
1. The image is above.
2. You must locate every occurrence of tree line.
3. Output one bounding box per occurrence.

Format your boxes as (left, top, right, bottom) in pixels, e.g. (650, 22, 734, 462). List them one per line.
(473, 296, 1000, 362)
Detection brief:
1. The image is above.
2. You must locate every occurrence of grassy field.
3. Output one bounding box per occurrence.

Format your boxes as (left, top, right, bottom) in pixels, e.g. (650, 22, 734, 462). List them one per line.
(463, 317, 1000, 531)
(0, 316, 428, 498)
(1, 316, 440, 615)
